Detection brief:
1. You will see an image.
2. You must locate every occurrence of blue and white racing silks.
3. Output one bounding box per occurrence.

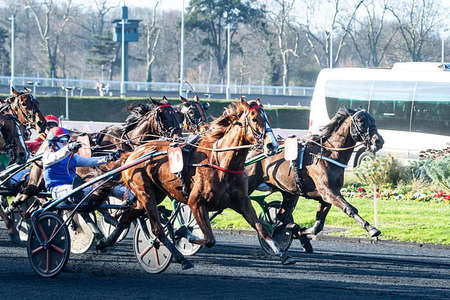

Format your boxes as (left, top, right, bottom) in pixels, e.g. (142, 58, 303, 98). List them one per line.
(43, 146, 108, 193)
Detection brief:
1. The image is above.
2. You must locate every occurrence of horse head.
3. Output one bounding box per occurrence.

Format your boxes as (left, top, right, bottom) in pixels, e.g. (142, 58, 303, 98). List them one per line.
(177, 94, 209, 133)
(149, 97, 182, 138)
(10, 87, 47, 133)
(0, 114, 29, 165)
(349, 109, 384, 153)
(240, 97, 279, 156)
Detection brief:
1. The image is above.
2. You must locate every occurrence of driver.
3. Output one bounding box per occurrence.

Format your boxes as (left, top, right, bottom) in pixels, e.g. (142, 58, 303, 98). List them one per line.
(43, 127, 121, 200)
(25, 114, 60, 154)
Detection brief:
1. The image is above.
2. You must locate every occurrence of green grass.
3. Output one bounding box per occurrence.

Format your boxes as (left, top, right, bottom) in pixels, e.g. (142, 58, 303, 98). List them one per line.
(209, 191, 450, 245)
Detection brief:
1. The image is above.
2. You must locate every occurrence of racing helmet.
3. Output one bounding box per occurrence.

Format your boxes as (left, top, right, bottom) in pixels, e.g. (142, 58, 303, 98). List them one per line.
(47, 127, 70, 143)
(45, 115, 60, 127)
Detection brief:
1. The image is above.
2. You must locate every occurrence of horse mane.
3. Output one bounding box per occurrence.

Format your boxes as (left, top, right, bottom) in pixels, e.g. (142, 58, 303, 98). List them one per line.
(202, 100, 250, 143)
(121, 103, 156, 132)
(310, 107, 356, 142)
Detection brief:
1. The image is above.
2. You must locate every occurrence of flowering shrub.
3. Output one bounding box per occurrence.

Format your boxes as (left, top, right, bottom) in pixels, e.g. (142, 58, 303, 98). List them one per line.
(341, 185, 450, 204)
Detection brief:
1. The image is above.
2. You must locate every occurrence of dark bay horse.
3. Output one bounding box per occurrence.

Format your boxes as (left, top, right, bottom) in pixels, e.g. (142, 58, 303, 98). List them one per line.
(246, 107, 385, 250)
(0, 113, 32, 242)
(90, 97, 182, 153)
(97, 98, 296, 268)
(174, 95, 210, 134)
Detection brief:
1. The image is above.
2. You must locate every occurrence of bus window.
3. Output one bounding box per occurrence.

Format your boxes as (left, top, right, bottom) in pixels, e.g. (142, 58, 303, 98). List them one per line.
(413, 82, 450, 136)
(325, 80, 370, 118)
(369, 81, 415, 132)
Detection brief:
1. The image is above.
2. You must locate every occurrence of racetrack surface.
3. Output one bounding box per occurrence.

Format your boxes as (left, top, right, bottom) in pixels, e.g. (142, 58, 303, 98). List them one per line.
(1, 227, 449, 300)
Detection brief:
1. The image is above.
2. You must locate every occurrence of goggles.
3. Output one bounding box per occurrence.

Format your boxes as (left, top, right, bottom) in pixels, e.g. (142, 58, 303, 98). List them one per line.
(58, 136, 69, 143)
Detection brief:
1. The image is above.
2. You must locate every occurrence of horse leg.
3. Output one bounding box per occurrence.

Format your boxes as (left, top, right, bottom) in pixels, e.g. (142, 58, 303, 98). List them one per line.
(278, 192, 298, 225)
(186, 193, 216, 248)
(143, 201, 193, 270)
(230, 196, 296, 265)
(96, 207, 141, 250)
(302, 201, 332, 236)
(0, 206, 19, 244)
(315, 182, 380, 238)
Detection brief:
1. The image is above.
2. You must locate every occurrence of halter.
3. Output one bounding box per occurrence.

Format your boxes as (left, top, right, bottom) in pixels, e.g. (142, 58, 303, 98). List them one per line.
(7, 92, 41, 132)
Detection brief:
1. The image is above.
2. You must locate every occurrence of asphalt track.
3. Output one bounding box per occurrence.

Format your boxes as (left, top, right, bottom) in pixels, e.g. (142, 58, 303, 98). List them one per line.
(1, 225, 449, 300)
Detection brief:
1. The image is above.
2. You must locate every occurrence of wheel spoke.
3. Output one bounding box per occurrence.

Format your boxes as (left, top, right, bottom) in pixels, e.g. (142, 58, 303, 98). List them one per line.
(46, 249, 50, 273)
(139, 245, 153, 259)
(38, 223, 48, 241)
(153, 247, 160, 266)
(31, 246, 44, 255)
(50, 244, 65, 254)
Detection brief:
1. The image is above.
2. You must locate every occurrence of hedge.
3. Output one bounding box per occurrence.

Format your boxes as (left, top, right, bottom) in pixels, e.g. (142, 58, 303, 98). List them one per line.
(3, 95, 310, 129)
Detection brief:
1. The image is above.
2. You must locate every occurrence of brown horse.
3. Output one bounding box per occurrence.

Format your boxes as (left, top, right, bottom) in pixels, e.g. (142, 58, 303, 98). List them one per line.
(5, 98, 184, 242)
(246, 107, 385, 251)
(96, 98, 296, 268)
(1, 87, 47, 134)
(174, 94, 210, 134)
(0, 113, 32, 243)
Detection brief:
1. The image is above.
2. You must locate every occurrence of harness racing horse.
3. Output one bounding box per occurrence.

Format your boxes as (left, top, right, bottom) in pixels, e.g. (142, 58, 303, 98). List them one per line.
(96, 98, 297, 268)
(5, 98, 183, 246)
(1, 87, 47, 134)
(91, 97, 182, 153)
(174, 95, 210, 134)
(0, 114, 32, 243)
(246, 107, 385, 252)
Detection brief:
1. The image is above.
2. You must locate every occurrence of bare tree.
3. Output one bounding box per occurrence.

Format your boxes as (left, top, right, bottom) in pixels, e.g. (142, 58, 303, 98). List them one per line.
(268, 0, 299, 93)
(24, 0, 73, 78)
(347, 0, 397, 67)
(145, 0, 161, 83)
(387, 0, 442, 62)
(301, 0, 365, 68)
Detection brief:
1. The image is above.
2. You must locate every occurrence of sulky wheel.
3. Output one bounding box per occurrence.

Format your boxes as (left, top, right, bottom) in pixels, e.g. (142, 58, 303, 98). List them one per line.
(257, 201, 293, 255)
(63, 212, 95, 254)
(172, 203, 203, 256)
(27, 212, 70, 278)
(97, 196, 129, 243)
(133, 217, 172, 274)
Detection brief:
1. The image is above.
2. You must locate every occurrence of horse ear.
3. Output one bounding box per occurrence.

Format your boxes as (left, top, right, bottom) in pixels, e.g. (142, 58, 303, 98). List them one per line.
(194, 94, 199, 102)
(11, 87, 19, 97)
(150, 97, 161, 106)
(256, 98, 263, 106)
(161, 96, 168, 104)
(240, 96, 250, 109)
(24, 87, 32, 93)
(180, 96, 188, 103)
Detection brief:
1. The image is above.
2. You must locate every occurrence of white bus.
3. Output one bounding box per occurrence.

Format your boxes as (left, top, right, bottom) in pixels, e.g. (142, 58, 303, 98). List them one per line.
(308, 63, 450, 167)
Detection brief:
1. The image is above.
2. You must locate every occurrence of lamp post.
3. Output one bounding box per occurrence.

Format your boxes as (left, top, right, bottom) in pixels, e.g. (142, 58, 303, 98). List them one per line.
(440, 29, 449, 64)
(329, 29, 333, 69)
(120, 16, 127, 98)
(179, 0, 185, 96)
(64, 86, 72, 120)
(9, 14, 15, 93)
(226, 23, 231, 100)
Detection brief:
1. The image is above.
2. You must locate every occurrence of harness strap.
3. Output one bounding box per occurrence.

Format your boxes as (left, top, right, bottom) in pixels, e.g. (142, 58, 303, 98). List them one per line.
(310, 153, 348, 168)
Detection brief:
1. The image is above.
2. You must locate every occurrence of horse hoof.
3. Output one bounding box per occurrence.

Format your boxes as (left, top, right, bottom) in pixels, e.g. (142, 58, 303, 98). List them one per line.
(299, 235, 313, 253)
(369, 228, 381, 238)
(8, 233, 20, 245)
(181, 260, 194, 270)
(280, 253, 296, 265)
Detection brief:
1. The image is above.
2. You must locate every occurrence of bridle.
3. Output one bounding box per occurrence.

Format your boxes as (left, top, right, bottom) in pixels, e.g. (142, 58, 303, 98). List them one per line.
(350, 110, 376, 149)
(6, 92, 41, 132)
(243, 105, 270, 146)
(181, 101, 209, 132)
(154, 104, 181, 137)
